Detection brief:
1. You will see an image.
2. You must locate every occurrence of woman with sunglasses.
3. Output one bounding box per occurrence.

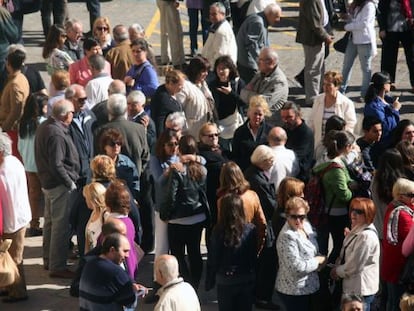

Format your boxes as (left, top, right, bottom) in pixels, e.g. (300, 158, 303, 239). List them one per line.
(330, 198, 380, 311)
(276, 196, 326, 311)
(92, 17, 115, 56)
(381, 178, 414, 311)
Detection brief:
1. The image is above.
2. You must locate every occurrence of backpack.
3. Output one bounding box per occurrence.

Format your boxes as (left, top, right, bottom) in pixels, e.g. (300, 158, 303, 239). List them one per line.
(304, 162, 342, 228)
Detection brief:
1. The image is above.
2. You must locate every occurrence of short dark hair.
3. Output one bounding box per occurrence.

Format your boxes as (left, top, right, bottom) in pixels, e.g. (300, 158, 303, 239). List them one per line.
(7, 49, 26, 70)
(214, 55, 239, 80)
(130, 38, 149, 51)
(83, 37, 100, 51)
(101, 233, 123, 254)
(186, 56, 210, 83)
(362, 116, 382, 131)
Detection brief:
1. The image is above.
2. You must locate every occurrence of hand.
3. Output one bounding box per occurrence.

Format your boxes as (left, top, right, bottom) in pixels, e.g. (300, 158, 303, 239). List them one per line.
(217, 85, 232, 95)
(174, 1, 179, 8)
(133, 283, 149, 297)
(245, 83, 253, 91)
(124, 76, 135, 87)
(69, 181, 77, 191)
(139, 115, 149, 128)
(330, 267, 339, 280)
(316, 255, 327, 265)
(170, 162, 184, 172)
(379, 30, 386, 39)
(325, 36, 334, 45)
(393, 97, 402, 111)
(344, 227, 351, 236)
(180, 154, 197, 163)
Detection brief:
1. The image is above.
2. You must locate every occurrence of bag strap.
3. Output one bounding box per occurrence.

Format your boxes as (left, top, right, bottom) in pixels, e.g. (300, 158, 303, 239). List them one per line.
(319, 162, 342, 215)
(339, 227, 375, 264)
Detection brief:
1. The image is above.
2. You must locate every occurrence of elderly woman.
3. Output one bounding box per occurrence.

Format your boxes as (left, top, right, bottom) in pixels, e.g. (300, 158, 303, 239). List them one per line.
(92, 17, 115, 56)
(232, 95, 272, 171)
(276, 197, 326, 311)
(124, 38, 158, 97)
(381, 178, 414, 311)
(330, 198, 380, 311)
(99, 127, 140, 200)
(151, 70, 186, 136)
(310, 71, 357, 145)
(244, 145, 279, 309)
(177, 56, 215, 139)
(0, 132, 31, 302)
(164, 111, 186, 139)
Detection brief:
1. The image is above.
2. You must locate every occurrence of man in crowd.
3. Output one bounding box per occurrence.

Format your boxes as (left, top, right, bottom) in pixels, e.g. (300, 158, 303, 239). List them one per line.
(356, 116, 382, 172)
(106, 24, 134, 80)
(240, 47, 288, 126)
(154, 254, 201, 311)
(85, 54, 113, 108)
(236, 3, 282, 83)
(280, 101, 314, 183)
(63, 19, 84, 62)
(35, 99, 79, 278)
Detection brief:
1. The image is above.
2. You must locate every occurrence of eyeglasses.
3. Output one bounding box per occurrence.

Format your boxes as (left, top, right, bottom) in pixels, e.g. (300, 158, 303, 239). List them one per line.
(77, 97, 87, 104)
(401, 193, 414, 198)
(96, 26, 109, 31)
(202, 133, 219, 138)
(108, 141, 122, 147)
(166, 142, 178, 147)
(288, 214, 306, 221)
(351, 208, 365, 215)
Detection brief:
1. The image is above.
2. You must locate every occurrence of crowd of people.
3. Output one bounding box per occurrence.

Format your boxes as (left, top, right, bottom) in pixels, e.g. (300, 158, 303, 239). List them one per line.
(2, 0, 414, 310)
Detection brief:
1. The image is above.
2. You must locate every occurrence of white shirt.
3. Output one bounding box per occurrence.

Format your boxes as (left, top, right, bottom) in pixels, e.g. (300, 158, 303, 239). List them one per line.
(269, 145, 299, 190)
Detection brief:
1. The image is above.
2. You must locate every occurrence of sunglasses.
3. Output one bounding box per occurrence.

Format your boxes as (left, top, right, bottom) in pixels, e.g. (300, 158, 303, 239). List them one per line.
(202, 133, 219, 138)
(351, 208, 365, 215)
(97, 26, 108, 31)
(166, 142, 178, 147)
(402, 193, 414, 198)
(108, 141, 122, 147)
(289, 214, 306, 221)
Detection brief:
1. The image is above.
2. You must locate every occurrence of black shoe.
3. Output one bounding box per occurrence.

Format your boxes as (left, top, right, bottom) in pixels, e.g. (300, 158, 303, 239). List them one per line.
(255, 300, 281, 310)
(27, 228, 43, 237)
(2, 296, 28, 303)
(294, 73, 305, 88)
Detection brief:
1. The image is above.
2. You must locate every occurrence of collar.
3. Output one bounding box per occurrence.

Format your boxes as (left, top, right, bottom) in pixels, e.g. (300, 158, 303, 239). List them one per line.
(209, 20, 225, 33)
(157, 278, 184, 296)
(131, 111, 145, 120)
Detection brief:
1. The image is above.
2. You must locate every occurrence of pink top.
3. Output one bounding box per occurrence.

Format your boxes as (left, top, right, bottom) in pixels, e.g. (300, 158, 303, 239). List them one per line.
(69, 57, 111, 87)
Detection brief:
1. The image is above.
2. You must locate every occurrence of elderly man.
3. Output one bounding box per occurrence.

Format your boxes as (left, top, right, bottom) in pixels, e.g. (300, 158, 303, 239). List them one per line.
(0, 132, 31, 302)
(201, 2, 237, 65)
(236, 3, 282, 83)
(63, 19, 84, 61)
(296, 0, 333, 105)
(85, 54, 114, 108)
(99, 93, 149, 174)
(35, 99, 80, 278)
(240, 47, 288, 126)
(0, 48, 29, 158)
(154, 254, 201, 311)
(106, 25, 134, 80)
(268, 126, 299, 190)
(280, 101, 314, 183)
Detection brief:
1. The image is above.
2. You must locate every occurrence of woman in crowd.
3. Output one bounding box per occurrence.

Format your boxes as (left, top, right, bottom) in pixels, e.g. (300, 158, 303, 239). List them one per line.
(232, 95, 272, 171)
(92, 17, 114, 56)
(330, 198, 380, 311)
(206, 193, 258, 311)
(42, 24, 73, 76)
(371, 148, 405, 237)
(47, 70, 70, 115)
(244, 145, 279, 309)
(83, 182, 107, 254)
(124, 38, 158, 98)
(392, 119, 414, 147)
(339, 0, 377, 98)
(208, 55, 246, 153)
(313, 130, 355, 262)
(310, 71, 356, 145)
(159, 135, 208, 290)
(217, 161, 266, 252)
(396, 141, 414, 180)
(104, 180, 138, 279)
(18, 94, 47, 237)
(151, 70, 186, 136)
(69, 37, 111, 87)
(198, 123, 228, 236)
(276, 197, 326, 311)
(99, 127, 140, 200)
(382, 178, 414, 311)
(177, 56, 215, 139)
(364, 71, 400, 157)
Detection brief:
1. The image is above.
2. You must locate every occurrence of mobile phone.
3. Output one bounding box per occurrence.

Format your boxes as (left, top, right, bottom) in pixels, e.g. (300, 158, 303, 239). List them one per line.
(217, 81, 229, 88)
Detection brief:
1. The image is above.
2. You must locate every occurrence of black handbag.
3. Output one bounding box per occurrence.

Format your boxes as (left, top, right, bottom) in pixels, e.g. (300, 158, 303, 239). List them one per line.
(333, 32, 351, 53)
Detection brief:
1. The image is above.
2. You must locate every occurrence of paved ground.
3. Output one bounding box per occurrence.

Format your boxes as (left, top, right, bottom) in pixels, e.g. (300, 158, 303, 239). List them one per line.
(2, 0, 414, 309)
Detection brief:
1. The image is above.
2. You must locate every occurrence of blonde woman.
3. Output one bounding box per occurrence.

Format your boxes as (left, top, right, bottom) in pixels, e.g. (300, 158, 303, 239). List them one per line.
(83, 182, 107, 254)
(232, 95, 272, 171)
(92, 17, 114, 56)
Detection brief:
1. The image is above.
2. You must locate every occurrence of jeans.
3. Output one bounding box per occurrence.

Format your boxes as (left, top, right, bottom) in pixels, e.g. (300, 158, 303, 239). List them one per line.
(340, 40, 372, 97)
(42, 184, 72, 272)
(385, 282, 404, 311)
(187, 8, 208, 54)
(41, 0, 68, 37)
(363, 294, 375, 311)
(317, 215, 349, 263)
(168, 222, 203, 290)
(217, 279, 255, 311)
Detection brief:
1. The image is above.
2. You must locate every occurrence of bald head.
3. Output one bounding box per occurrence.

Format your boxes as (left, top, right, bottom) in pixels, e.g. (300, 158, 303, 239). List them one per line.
(268, 126, 287, 146)
(103, 217, 127, 236)
(154, 254, 179, 285)
(264, 3, 282, 27)
(109, 79, 127, 96)
(113, 25, 129, 43)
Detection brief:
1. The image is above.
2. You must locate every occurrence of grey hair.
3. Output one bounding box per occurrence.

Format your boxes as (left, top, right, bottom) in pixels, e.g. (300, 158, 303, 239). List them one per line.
(262, 47, 279, 65)
(65, 18, 82, 31)
(210, 2, 226, 14)
(108, 80, 127, 95)
(341, 294, 364, 311)
(250, 144, 274, 166)
(155, 255, 179, 283)
(264, 3, 282, 15)
(107, 93, 127, 117)
(52, 99, 73, 118)
(0, 132, 12, 156)
(129, 23, 145, 34)
(281, 101, 301, 116)
(127, 90, 146, 105)
(88, 54, 106, 71)
(268, 126, 287, 145)
(8, 43, 26, 55)
(165, 111, 186, 130)
(65, 84, 84, 100)
(113, 24, 129, 42)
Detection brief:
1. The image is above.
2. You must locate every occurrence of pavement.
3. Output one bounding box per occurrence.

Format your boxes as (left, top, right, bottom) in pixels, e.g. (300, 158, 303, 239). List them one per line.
(2, 0, 414, 310)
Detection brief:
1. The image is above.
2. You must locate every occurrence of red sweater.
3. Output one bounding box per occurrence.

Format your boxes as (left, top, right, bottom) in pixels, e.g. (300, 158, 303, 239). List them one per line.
(381, 201, 414, 283)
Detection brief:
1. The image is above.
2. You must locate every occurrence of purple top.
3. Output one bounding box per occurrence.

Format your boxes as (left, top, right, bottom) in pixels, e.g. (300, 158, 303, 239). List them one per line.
(186, 0, 203, 9)
(120, 216, 138, 280)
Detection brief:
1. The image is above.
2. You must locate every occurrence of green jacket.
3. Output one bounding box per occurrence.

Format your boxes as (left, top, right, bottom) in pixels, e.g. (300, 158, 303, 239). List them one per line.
(313, 158, 353, 215)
